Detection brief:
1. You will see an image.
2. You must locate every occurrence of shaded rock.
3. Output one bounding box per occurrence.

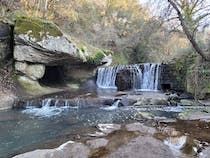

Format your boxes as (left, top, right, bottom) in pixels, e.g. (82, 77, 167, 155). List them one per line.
(0, 21, 12, 61)
(86, 138, 109, 149)
(126, 122, 156, 135)
(96, 124, 121, 134)
(13, 141, 90, 158)
(15, 62, 45, 80)
(108, 136, 185, 158)
(115, 69, 132, 91)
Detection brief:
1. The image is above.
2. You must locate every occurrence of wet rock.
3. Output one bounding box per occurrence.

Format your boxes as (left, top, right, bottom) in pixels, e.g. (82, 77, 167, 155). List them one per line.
(115, 69, 132, 91)
(87, 132, 106, 137)
(13, 141, 90, 158)
(108, 136, 184, 158)
(15, 62, 45, 80)
(86, 138, 109, 149)
(164, 135, 200, 155)
(126, 122, 156, 135)
(120, 96, 137, 106)
(168, 93, 180, 106)
(96, 124, 121, 134)
(136, 111, 155, 120)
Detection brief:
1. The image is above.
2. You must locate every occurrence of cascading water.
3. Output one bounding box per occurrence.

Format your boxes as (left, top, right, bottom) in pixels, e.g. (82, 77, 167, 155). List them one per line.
(96, 63, 160, 91)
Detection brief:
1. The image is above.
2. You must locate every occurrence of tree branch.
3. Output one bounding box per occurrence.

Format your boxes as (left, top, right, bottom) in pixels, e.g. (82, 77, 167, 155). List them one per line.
(168, 0, 210, 61)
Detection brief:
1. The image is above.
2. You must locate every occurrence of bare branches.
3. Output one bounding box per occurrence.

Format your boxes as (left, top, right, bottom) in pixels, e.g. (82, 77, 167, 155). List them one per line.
(167, 0, 210, 60)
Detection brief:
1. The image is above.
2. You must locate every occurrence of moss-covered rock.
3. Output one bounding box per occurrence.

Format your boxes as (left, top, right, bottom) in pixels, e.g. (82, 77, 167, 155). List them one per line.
(13, 15, 112, 66)
(14, 16, 62, 42)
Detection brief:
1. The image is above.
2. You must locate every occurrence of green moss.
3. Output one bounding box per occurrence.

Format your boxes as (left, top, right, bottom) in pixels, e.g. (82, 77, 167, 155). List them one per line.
(14, 16, 62, 41)
(86, 50, 105, 65)
(103, 49, 113, 55)
(178, 110, 195, 118)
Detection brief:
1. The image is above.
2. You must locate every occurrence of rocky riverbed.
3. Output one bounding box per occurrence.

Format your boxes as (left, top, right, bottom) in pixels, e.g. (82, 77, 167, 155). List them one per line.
(13, 121, 210, 158)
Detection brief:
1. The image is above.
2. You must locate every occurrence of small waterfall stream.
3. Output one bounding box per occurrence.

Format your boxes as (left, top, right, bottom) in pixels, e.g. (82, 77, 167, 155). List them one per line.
(96, 63, 160, 91)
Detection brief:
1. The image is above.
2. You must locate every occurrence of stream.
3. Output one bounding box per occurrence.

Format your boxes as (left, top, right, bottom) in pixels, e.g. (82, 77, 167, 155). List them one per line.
(1, 103, 210, 158)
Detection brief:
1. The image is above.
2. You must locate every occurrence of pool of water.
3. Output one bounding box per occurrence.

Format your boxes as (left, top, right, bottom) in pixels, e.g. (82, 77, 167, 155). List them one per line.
(0, 106, 138, 158)
(1, 105, 210, 158)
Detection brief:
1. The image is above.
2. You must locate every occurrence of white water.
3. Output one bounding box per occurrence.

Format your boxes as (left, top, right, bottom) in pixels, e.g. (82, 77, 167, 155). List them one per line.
(96, 63, 160, 91)
(22, 99, 69, 117)
(101, 100, 121, 111)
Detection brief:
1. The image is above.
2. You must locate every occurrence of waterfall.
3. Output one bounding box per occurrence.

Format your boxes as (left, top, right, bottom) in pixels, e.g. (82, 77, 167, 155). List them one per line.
(96, 63, 160, 91)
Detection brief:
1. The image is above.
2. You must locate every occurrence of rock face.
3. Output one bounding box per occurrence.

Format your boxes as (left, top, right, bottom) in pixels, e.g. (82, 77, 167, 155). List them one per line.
(14, 16, 84, 65)
(13, 16, 111, 93)
(0, 21, 12, 61)
(115, 69, 132, 91)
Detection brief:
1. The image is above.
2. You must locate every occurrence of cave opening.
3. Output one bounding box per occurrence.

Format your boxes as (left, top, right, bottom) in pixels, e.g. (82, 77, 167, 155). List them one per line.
(39, 66, 65, 86)
(161, 84, 171, 91)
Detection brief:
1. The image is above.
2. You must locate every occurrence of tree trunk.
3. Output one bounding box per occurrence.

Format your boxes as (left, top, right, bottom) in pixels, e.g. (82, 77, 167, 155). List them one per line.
(168, 0, 210, 61)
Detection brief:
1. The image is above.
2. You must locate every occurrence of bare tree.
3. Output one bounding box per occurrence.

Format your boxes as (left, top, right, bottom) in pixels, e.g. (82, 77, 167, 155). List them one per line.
(166, 0, 210, 60)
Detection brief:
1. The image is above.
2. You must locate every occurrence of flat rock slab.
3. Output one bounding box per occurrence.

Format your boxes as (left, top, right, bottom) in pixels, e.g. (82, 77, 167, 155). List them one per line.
(108, 136, 185, 158)
(96, 124, 121, 134)
(126, 122, 156, 135)
(179, 111, 210, 122)
(86, 138, 109, 149)
(128, 92, 169, 106)
(13, 141, 90, 158)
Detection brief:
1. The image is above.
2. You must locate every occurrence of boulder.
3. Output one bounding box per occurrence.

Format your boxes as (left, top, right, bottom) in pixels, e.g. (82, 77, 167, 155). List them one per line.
(13, 141, 90, 158)
(108, 136, 185, 158)
(15, 62, 45, 80)
(0, 21, 12, 61)
(13, 16, 109, 66)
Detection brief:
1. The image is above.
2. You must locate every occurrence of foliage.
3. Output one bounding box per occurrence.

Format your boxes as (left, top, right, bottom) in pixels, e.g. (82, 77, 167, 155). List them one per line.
(86, 50, 105, 65)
